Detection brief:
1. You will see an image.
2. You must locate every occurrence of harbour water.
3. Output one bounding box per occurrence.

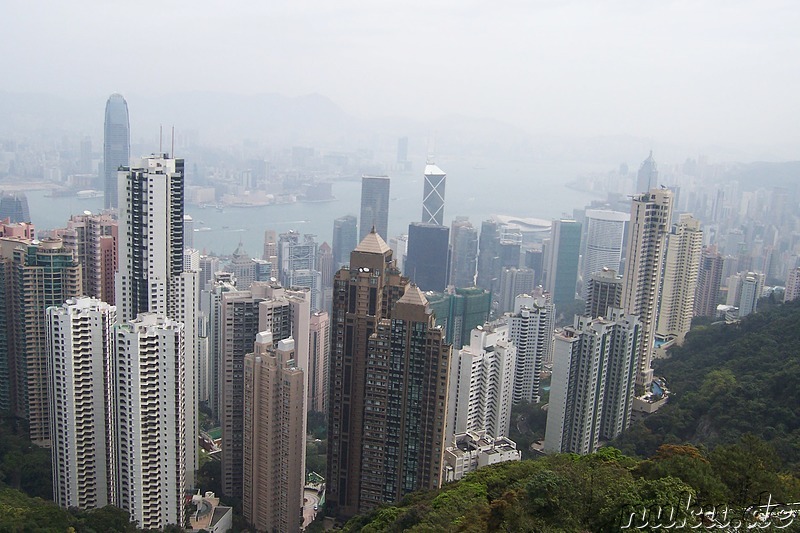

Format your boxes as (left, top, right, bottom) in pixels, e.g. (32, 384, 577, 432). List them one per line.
(25, 156, 607, 257)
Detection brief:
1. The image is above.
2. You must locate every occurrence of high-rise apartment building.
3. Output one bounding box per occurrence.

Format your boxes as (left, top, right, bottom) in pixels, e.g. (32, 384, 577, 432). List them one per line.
(103, 93, 130, 209)
(309, 311, 330, 413)
(56, 212, 118, 305)
(404, 222, 450, 292)
(621, 189, 673, 385)
(544, 219, 581, 305)
(738, 271, 765, 318)
(116, 153, 198, 488)
(221, 282, 312, 501)
(421, 163, 446, 226)
(508, 294, 554, 404)
(13, 238, 82, 446)
(656, 214, 703, 345)
(359, 176, 390, 241)
(262, 229, 278, 278)
(47, 297, 116, 510)
(585, 268, 623, 319)
(199, 273, 239, 420)
(785, 266, 800, 303)
(220, 291, 264, 500)
(581, 209, 628, 298)
(544, 310, 640, 454)
(359, 285, 450, 511)
(243, 333, 305, 533)
(497, 267, 536, 314)
(332, 215, 358, 268)
(446, 324, 515, 445)
(450, 217, 478, 288)
(114, 313, 186, 529)
(327, 230, 450, 519)
(695, 245, 725, 316)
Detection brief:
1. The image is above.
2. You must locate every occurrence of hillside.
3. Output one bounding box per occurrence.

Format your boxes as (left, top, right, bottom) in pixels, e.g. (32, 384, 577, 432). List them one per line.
(614, 300, 800, 466)
(340, 442, 800, 532)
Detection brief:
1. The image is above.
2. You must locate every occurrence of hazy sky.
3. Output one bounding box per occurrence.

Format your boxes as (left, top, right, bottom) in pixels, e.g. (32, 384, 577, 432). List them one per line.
(3, 1, 800, 147)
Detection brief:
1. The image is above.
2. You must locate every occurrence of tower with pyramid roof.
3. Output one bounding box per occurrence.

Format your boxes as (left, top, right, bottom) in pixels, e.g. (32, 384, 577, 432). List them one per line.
(326, 229, 451, 520)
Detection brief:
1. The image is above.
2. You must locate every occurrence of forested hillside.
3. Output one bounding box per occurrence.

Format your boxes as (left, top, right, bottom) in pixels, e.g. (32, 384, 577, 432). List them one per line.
(615, 299, 800, 466)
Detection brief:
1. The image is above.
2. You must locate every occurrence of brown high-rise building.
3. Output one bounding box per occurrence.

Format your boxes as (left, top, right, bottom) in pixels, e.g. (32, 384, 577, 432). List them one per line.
(694, 245, 724, 317)
(243, 332, 304, 533)
(6, 238, 82, 447)
(55, 212, 118, 305)
(327, 229, 451, 520)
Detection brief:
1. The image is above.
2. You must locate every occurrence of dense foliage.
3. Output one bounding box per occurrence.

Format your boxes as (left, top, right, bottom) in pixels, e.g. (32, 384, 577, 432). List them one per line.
(615, 299, 800, 467)
(342, 440, 800, 532)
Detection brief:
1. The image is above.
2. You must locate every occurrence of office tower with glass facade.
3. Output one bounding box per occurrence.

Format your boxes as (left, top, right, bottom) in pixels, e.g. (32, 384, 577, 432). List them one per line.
(581, 209, 628, 298)
(103, 93, 130, 209)
(450, 217, 478, 288)
(404, 222, 450, 292)
(421, 163, 446, 225)
(544, 219, 581, 305)
(359, 176, 390, 241)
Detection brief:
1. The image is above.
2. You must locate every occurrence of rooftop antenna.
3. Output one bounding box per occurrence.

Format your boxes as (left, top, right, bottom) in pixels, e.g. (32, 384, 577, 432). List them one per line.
(171, 125, 175, 158)
(159, 125, 163, 153)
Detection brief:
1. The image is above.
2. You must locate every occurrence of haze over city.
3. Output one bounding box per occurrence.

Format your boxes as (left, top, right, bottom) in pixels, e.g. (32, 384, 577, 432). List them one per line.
(2, 2, 800, 532)
(2, 1, 800, 156)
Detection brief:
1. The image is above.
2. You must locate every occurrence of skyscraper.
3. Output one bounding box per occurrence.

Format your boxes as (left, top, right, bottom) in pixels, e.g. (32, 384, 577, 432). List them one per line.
(404, 222, 450, 292)
(359, 176, 390, 241)
(509, 293, 554, 404)
(445, 324, 515, 445)
(221, 282, 311, 501)
(220, 291, 264, 500)
(116, 153, 198, 488)
(785, 266, 800, 303)
(581, 209, 628, 298)
(656, 214, 703, 345)
(332, 215, 357, 268)
(308, 311, 330, 413)
(544, 310, 640, 454)
(242, 333, 305, 533)
(13, 238, 82, 446)
(585, 268, 623, 319)
(425, 286, 491, 349)
(497, 267, 536, 314)
(114, 314, 186, 529)
(544, 219, 581, 305)
(621, 189, 673, 385)
(56, 212, 118, 305)
(695, 245, 725, 316)
(636, 151, 658, 194)
(737, 271, 765, 318)
(103, 93, 130, 210)
(359, 285, 450, 511)
(421, 163, 446, 226)
(449, 217, 478, 288)
(0, 193, 31, 223)
(47, 297, 116, 510)
(476, 219, 500, 291)
(327, 230, 450, 519)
